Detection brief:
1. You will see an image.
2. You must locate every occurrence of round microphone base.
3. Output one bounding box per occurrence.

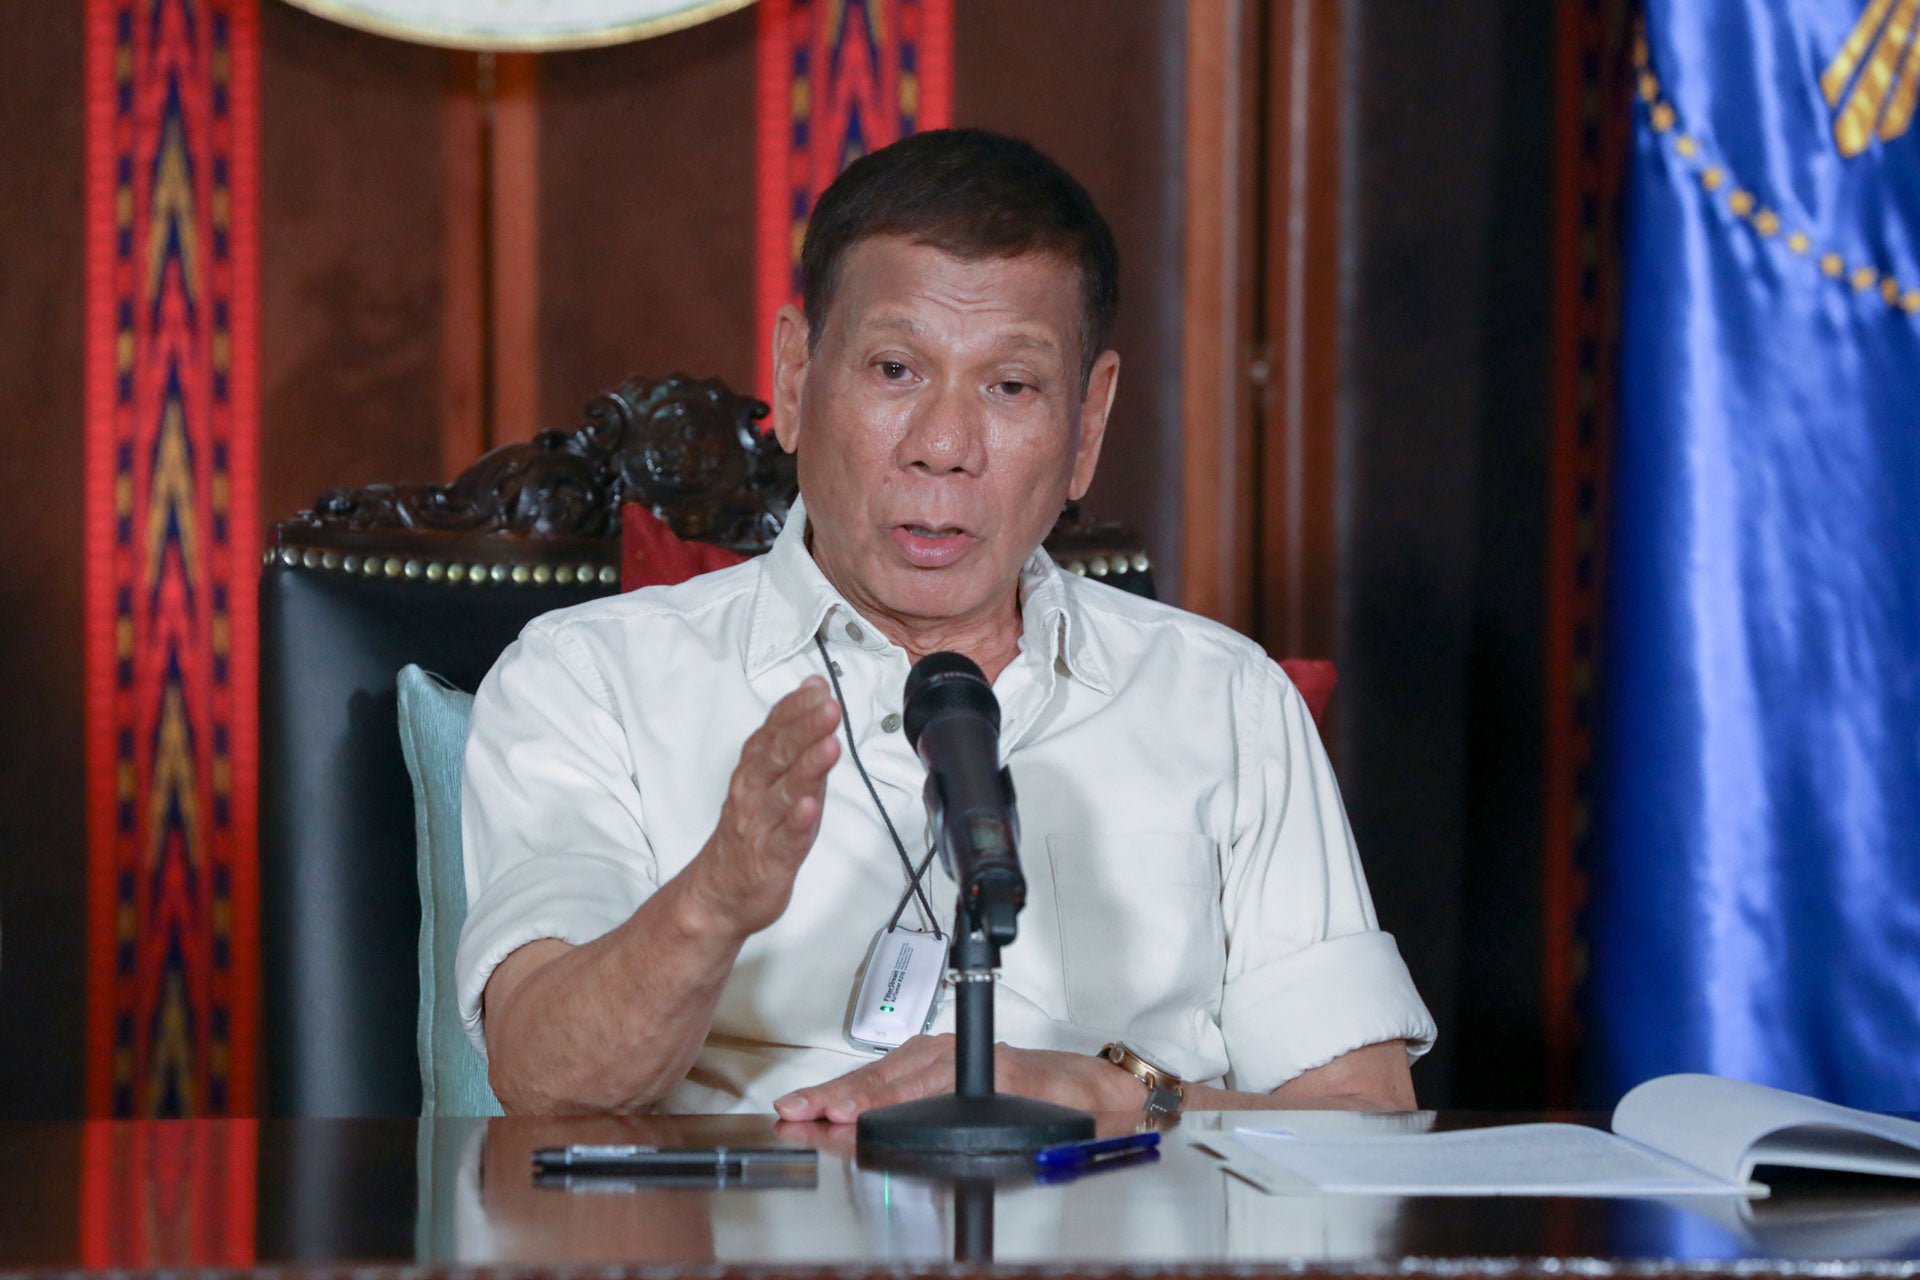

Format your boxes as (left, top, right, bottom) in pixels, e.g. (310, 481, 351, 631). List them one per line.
(855, 1093, 1094, 1160)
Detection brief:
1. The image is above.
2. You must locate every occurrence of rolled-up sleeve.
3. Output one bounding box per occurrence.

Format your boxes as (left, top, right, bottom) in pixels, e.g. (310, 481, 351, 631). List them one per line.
(455, 621, 657, 1056)
(1217, 662, 1436, 1094)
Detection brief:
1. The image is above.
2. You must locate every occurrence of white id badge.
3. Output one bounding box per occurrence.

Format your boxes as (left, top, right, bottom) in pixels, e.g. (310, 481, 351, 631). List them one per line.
(846, 926, 945, 1053)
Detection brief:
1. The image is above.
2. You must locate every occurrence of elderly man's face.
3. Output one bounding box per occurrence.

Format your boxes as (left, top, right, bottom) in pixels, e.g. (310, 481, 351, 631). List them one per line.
(772, 236, 1118, 639)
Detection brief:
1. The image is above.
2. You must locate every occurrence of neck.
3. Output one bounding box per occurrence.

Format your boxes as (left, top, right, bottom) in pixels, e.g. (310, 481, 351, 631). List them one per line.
(874, 602, 1024, 684)
(804, 537, 1024, 683)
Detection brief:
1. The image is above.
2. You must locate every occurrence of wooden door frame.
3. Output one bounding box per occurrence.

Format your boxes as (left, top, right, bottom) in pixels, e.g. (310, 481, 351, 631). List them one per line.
(442, 50, 542, 476)
(1181, 0, 1344, 670)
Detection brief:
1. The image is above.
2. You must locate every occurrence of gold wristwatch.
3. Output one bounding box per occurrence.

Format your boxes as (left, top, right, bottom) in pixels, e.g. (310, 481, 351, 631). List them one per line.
(1100, 1042, 1186, 1120)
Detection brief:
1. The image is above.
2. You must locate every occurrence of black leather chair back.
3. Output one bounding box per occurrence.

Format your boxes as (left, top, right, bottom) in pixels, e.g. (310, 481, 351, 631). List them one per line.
(260, 560, 612, 1116)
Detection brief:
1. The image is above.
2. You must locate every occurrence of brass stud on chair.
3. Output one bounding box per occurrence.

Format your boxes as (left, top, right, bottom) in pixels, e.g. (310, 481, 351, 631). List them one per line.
(361, 557, 382, 577)
(446, 563, 466, 583)
(555, 565, 574, 585)
(384, 559, 403, 578)
(277, 547, 298, 567)
(489, 564, 509, 584)
(1132, 553, 1151, 572)
(426, 562, 445, 582)
(301, 549, 321, 570)
(321, 552, 340, 571)
(532, 565, 552, 585)
(510, 565, 531, 585)
(1088, 556, 1110, 578)
(597, 566, 619, 586)
(1066, 560, 1086, 576)
(342, 555, 360, 574)
(403, 560, 423, 580)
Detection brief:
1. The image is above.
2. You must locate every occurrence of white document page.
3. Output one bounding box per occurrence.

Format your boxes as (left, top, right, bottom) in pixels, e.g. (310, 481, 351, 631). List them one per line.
(1613, 1073, 1920, 1185)
(1230, 1122, 1763, 1197)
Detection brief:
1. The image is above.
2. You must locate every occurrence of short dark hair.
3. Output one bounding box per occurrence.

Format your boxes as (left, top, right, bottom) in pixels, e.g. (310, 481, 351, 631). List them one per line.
(800, 128, 1120, 387)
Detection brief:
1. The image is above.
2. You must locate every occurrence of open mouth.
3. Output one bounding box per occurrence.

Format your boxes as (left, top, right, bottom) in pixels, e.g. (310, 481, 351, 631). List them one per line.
(888, 523, 978, 568)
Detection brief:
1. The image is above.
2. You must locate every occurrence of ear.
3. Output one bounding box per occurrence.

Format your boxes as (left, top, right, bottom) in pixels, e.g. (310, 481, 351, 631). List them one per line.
(770, 304, 810, 453)
(1067, 349, 1120, 501)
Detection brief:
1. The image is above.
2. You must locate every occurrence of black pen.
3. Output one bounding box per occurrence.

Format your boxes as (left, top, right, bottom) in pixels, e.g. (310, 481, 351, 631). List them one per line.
(532, 1144, 817, 1184)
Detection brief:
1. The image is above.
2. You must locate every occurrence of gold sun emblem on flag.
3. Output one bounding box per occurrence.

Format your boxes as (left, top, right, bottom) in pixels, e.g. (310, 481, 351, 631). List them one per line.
(1823, 0, 1920, 156)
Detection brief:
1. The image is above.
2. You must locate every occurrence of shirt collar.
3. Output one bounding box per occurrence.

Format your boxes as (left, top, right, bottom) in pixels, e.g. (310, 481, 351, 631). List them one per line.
(743, 494, 1114, 695)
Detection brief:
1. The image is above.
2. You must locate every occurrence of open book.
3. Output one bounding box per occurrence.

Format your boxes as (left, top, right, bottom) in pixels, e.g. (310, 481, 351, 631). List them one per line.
(1208, 1074, 1920, 1197)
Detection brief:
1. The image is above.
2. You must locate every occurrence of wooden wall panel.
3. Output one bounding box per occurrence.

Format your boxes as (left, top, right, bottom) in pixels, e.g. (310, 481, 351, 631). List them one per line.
(441, 53, 488, 474)
(1180, 0, 1260, 635)
(1258, 0, 1344, 665)
(0, 1, 88, 1121)
(537, 11, 760, 433)
(488, 54, 544, 444)
(954, 0, 1189, 600)
(258, 3, 447, 523)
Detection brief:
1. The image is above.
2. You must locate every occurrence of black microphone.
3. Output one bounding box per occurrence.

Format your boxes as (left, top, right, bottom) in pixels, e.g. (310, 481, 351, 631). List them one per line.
(903, 652, 1024, 944)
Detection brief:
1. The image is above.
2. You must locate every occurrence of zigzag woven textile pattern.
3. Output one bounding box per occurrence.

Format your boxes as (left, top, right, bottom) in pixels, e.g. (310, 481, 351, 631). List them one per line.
(753, 0, 953, 398)
(83, 0, 261, 1119)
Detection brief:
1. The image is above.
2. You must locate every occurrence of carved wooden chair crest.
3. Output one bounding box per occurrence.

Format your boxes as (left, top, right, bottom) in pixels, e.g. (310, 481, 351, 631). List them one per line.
(268, 372, 1153, 589)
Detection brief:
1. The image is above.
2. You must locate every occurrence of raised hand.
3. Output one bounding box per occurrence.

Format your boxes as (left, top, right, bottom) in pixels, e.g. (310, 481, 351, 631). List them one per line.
(683, 677, 843, 939)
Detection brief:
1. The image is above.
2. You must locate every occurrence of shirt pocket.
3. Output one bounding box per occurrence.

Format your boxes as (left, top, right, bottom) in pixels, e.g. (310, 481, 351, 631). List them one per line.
(1046, 832, 1226, 1037)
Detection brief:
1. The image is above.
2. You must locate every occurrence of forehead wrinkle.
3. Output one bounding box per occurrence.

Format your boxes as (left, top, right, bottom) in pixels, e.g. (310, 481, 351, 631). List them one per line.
(857, 311, 1065, 364)
(861, 314, 931, 341)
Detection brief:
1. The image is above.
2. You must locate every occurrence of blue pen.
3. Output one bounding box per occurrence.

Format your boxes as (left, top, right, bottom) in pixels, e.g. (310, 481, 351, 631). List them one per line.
(1033, 1129, 1161, 1170)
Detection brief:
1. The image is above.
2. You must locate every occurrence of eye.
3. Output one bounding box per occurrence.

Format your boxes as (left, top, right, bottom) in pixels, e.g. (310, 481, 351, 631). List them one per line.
(878, 360, 910, 380)
(995, 379, 1032, 397)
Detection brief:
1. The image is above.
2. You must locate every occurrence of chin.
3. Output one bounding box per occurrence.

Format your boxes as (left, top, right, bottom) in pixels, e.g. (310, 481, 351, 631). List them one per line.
(875, 565, 998, 625)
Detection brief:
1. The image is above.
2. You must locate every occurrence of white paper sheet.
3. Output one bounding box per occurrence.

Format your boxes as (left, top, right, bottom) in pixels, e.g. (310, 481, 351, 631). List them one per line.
(1230, 1122, 1763, 1197)
(1614, 1074, 1920, 1184)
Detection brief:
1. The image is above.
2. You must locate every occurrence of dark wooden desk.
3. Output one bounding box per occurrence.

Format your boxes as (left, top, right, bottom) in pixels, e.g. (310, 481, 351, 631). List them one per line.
(4, 1112, 1920, 1277)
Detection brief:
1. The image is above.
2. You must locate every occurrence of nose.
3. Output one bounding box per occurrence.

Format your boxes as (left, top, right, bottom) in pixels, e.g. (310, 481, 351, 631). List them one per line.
(895, 381, 987, 477)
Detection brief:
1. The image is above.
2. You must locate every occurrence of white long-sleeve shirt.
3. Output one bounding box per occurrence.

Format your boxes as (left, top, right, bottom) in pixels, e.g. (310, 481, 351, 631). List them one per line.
(457, 498, 1434, 1113)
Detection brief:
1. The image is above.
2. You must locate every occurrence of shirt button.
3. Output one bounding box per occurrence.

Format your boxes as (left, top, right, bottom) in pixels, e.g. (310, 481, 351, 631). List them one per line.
(846, 621, 865, 642)
(881, 712, 902, 733)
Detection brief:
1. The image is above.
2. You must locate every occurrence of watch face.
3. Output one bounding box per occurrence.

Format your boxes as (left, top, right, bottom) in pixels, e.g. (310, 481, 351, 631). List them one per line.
(281, 0, 754, 51)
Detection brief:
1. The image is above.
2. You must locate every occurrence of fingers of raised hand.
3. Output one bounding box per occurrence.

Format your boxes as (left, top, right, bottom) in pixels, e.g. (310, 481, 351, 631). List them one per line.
(725, 680, 841, 848)
(774, 1034, 956, 1123)
(760, 678, 842, 769)
(696, 681, 842, 935)
(744, 679, 841, 783)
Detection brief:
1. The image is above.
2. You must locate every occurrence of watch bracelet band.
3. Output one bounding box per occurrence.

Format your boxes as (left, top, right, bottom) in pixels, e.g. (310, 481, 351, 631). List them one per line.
(1100, 1041, 1185, 1118)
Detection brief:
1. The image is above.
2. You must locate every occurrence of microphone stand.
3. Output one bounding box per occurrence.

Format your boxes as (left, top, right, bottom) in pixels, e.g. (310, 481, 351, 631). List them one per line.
(855, 890, 1094, 1158)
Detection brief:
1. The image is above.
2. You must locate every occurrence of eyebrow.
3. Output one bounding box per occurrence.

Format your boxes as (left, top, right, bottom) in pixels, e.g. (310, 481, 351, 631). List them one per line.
(860, 314, 1064, 359)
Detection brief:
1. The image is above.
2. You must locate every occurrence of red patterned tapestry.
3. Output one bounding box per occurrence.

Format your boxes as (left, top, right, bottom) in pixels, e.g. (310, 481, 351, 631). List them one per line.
(84, 0, 261, 1118)
(754, 0, 953, 398)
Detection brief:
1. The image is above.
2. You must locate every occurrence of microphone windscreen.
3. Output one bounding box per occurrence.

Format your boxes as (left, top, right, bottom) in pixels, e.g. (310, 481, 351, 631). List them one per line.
(903, 651, 999, 748)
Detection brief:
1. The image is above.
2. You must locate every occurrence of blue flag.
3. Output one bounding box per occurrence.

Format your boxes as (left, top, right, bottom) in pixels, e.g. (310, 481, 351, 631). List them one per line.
(1589, 1, 1920, 1109)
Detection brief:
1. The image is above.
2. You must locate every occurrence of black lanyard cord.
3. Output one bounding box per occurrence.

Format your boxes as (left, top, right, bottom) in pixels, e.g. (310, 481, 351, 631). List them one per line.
(813, 632, 944, 938)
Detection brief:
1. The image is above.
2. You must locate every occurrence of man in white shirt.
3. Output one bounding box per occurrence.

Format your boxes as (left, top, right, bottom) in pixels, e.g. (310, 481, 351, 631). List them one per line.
(458, 128, 1434, 1118)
